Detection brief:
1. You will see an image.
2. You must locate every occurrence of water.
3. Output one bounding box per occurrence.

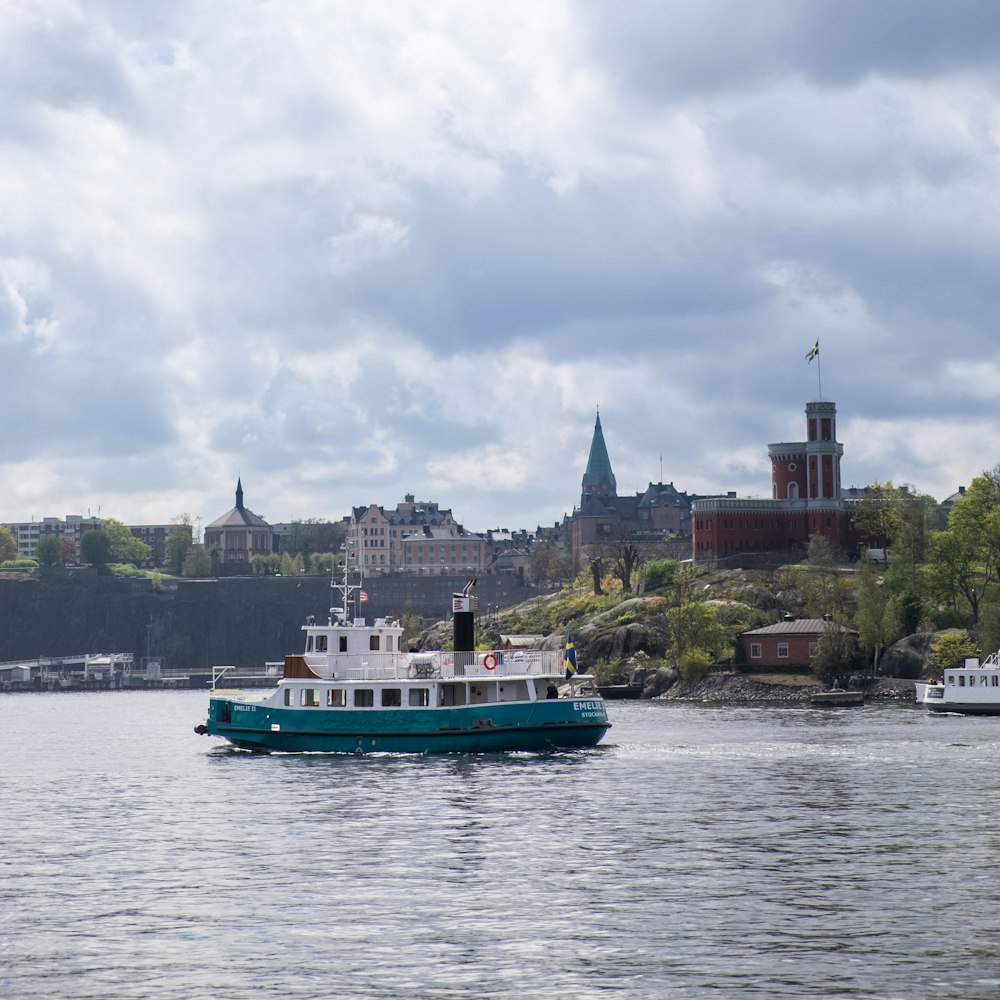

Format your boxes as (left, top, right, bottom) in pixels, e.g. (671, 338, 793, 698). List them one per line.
(1, 693, 999, 999)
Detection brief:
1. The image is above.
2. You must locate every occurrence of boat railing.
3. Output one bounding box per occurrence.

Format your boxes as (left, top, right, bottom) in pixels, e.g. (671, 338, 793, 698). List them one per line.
(320, 649, 565, 681)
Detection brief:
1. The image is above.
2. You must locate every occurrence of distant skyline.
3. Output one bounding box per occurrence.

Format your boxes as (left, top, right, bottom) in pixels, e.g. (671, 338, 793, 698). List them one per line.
(3, 2, 999, 530)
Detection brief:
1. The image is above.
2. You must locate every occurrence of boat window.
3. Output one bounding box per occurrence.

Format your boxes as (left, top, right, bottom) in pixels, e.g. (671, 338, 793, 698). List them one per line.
(969, 676, 976, 686)
(993, 676, 998, 687)
(354, 689, 374, 707)
(370, 636, 380, 651)
(959, 675, 966, 686)
(409, 688, 429, 707)
(327, 689, 346, 707)
(306, 636, 314, 652)
(284, 687, 293, 706)
(381, 688, 401, 707)
(316, 635, 328, 652)
(387, 635, 394, 652)
(339, 636, 347, 652)
(947, 675, 955, 685)
(301, 688, 318, 706)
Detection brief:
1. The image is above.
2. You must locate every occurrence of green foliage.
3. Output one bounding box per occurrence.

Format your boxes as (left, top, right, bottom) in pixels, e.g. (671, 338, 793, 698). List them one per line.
(928, 630, 978, 671)
(678, 647, 712, 683)
(182, 544, 212, 577)
(80, 529, 110, 567)
(164, 524, 193, 574)
(852, 481, 905, 545)
(796, 535, 846, 618)
(35, 534, 62, 566)
(310, 552, 334, 575)
(667, 601, 728, 670)
(1, 558, 38, 569)
(108, 562, 147, 578)
(642, 559, 679, 591)
(150, 569, 163, 590)
(811, 627, 865, 686)
(897, 591, 924, 636)
(103, 518, 151, 565)
(280, 519, 346, 562)
(926, 466, 1000, 623)
(0, 526, 16, 562)
(854, 558, 901, 672)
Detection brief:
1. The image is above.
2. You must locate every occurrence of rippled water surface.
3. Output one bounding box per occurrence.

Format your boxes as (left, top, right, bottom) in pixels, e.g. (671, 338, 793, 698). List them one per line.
(2, 692, 1000, 999)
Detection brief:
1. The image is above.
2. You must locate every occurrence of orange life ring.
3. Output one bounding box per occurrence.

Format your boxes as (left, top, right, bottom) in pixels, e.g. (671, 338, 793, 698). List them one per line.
(483, 654, 497, 670)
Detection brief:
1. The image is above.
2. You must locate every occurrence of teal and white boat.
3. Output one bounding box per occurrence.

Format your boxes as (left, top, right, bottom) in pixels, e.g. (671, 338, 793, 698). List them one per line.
(195, 577, 610, 753)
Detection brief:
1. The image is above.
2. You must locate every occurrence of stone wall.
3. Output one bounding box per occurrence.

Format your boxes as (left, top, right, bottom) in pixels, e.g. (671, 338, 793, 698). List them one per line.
(0, 573, 535, 670)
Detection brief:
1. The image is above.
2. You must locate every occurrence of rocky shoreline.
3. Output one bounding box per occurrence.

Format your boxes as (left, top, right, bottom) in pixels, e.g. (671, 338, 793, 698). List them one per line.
(653, 671, 917, 705)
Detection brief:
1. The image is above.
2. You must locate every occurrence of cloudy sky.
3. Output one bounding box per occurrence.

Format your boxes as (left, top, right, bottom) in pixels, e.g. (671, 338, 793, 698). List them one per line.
(3, 1, 999, 535)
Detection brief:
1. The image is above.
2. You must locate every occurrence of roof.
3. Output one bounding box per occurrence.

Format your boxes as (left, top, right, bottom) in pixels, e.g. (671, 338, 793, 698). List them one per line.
(500, 635, 545, 647)
(741, 618, 858, 637)
(205, 479, 271, 529)
(582, 412, 616, 492)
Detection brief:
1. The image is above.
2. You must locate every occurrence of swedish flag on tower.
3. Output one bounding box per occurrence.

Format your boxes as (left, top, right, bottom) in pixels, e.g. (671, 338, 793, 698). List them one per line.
(806, 339, 819, 363)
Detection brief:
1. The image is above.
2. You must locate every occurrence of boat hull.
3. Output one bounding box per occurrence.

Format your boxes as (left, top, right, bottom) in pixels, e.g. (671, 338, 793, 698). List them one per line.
(924, 702, 1000, 716)
(203, 699, 611, 753)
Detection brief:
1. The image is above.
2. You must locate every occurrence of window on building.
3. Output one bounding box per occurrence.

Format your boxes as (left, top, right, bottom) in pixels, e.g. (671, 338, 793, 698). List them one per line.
(808, 642, 818, 657)
(354, 689, 374, 707)
(777, 642, 789, 659)
(750, 643, 762, 659)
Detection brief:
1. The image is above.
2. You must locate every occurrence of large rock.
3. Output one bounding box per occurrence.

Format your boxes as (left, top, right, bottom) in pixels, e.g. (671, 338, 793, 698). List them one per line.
(880, 632, 935, 679)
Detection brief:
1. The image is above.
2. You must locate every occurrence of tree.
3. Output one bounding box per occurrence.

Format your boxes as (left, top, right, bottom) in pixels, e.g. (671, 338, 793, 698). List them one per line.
(810, 626, 865, 687)
(852, 481, 904, 547)
(928, 631, 977, 673)
(280, 519, 346, 562)
(796, 535, 846, 618)
(602, 525, 647, 593)
(36, 534, 62, 566)
(854, 558, 901, 674)
(80, 530, 110, 567)
(587, 552, 604, 595)
(924, 469, 1000, 623)
(667, 600, 729, 680)
(0, 526, 16, 562)
(164, 524, 193, 574)
(59, 535, 77, 565)
(102, 518, 151, 565)
(310, 552, 334, 575)
(182, 544, 212, 577)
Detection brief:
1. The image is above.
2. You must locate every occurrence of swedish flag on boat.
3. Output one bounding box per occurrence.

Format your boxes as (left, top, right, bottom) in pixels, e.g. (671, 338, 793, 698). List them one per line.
(564, 636, 578, 679)
(806, 339, 819, 363)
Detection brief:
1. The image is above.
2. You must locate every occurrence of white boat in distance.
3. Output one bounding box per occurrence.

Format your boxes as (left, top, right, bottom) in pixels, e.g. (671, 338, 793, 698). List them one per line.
(916, 651, 1000, 715)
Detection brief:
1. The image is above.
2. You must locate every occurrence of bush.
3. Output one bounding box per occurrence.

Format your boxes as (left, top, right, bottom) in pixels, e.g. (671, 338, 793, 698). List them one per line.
(928, 631, 977, 672)
(678, 648, 711, 683)
(643, 559, 679, 591)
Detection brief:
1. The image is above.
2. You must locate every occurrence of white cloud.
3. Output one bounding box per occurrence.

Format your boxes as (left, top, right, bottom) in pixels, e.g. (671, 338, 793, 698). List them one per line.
(2, 2, 1000, 532)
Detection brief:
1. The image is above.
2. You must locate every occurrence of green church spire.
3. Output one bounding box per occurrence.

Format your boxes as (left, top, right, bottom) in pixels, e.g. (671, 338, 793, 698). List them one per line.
(582, 410, 616, 501)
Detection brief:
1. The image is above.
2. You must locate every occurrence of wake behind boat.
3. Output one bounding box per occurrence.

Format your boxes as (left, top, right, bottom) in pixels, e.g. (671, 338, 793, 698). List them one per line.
(916, 651, 1000, 715)
(194, 572, 610, 753)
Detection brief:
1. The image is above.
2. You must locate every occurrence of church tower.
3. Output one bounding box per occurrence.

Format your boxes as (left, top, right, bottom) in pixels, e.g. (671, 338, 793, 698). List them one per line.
(581, 411, 617, 505)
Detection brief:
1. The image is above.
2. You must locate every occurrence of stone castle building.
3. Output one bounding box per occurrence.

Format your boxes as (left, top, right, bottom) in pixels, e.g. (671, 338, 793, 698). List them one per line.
(571, 412, 695, 570)
(691, 400, 858, 562)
